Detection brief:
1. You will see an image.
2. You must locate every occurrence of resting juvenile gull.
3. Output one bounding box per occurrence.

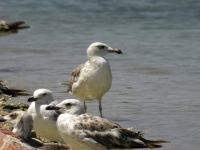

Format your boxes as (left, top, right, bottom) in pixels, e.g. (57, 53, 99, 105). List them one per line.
(27, 89, 64, 143)
(0, 110, 33, 140)
(46, 99, 167, 150)
(0, 20, 29, 34)
(0, 80, 31, 97)
(67, 42, 122, 117)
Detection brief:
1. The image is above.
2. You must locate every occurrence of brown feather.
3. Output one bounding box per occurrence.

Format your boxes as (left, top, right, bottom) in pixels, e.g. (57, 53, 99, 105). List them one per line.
(81, 128, 167, 148)
(0, 81, 31, 97)
(72, 114, 168, 149)
(67, 63, 84, 92)
(74, 114, 120, 131)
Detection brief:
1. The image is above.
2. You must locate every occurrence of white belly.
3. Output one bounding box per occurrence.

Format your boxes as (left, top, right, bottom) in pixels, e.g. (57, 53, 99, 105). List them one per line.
(33, 116, 64, 143)
(57, 115, 107, 150)
(72, 57, 112, 100)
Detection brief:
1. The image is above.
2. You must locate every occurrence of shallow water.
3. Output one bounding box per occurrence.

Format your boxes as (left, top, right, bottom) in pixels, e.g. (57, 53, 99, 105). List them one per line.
(1, 0, 200, 149)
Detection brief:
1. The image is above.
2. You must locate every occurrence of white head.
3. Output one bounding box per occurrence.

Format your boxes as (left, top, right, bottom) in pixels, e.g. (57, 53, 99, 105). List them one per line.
(46, 99, 85, 115)
(0, 20, 8, 29)
(27, 89, 54, 105)
(87, 42, 122, 58)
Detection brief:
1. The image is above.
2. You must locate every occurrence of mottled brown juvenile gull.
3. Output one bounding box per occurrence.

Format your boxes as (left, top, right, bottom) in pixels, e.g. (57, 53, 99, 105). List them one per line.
(0, 80, 31, 97)
(46, 99, 168, 150)
(0, 20, 29, 34)
(67, 42, 122, 117)
(0, 110, 33, 140)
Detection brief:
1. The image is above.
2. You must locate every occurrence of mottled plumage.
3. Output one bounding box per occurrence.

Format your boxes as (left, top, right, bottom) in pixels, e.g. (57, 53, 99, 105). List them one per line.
(0, 80, 31, 97)
(73, 114, 120, 131)
(67, 63, 84, 93)
(66, 42, 122, 117)
(0, 20, 29, 34)
(0, 110, 33, 140)
(46, 99, 168, 149)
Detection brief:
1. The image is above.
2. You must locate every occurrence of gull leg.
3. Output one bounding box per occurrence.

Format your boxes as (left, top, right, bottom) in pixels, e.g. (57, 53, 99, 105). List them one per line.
(98, 99, 103, 118)
(83, 101, 87, 112)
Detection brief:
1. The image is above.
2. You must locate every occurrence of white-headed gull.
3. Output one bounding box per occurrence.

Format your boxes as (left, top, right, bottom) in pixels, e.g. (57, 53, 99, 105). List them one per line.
(67, 42, 122, 117)
(27, 88, 64, 143)
(46, 99, 167, 150)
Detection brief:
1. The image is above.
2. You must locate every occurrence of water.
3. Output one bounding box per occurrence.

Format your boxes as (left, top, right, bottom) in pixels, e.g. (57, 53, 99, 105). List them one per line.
(1, 0, 200, 149)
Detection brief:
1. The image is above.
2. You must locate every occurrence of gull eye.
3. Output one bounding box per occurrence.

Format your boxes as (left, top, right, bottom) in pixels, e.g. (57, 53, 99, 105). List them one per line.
(97, 45, 106, 49)
(42, 93, 47, 96)
(10, 113, 17, 119)
(65, 103, 72, 108)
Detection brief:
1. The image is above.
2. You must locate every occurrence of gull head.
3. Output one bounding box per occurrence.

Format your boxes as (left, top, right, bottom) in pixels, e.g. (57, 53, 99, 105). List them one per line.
(46, 99, 85, 115)
(0, 110, 25, 124)
(87, 42, 122, 58)
(27, 89, 54, 105)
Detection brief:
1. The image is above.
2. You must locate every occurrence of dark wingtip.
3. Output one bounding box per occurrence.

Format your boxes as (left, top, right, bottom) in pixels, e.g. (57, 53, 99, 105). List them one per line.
(7, 21, 30, 30)
(141, 137, 169, 148)
(2, 88, 31, 97)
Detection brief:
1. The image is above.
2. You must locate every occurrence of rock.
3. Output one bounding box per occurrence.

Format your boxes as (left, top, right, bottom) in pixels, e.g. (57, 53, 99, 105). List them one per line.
(0, 103, 29, 111)
(0, 128, 33, 150)
(0, 129, 70, 150)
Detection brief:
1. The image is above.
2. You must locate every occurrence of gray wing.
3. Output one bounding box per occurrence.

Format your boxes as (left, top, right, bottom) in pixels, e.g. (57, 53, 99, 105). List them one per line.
(67, 63, 84, 93)
(14, 113, 33, 140)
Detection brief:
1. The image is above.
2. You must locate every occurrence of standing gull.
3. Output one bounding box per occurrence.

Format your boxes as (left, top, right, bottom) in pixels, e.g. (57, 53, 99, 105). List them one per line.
(67, 42, 122, 117)
(46, 99, 167, 150)
(27, 88, 64, 143)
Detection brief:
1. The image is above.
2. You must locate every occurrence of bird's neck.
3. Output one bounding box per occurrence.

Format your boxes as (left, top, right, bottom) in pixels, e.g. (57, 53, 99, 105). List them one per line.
(88, 56, 108, 63)
(34, 102, 42, 117)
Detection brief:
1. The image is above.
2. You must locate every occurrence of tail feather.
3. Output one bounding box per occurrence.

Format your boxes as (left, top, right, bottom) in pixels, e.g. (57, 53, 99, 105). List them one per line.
(61, 81, 71, 93)
(113, 128, 168, 148)
(140, 137, 169, 148)
(7, 21, 30, 30)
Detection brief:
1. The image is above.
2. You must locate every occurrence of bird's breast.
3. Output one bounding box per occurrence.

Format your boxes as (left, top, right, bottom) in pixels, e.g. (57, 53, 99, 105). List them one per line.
(72, 58, 112, 100)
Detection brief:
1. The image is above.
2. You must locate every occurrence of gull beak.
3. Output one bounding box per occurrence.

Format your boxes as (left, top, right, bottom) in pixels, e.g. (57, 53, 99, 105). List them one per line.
(0, 116, 6, 122)
(108, 48, 122, 54)
(27, 96, 37, 102)
(46, 105, 61, 110)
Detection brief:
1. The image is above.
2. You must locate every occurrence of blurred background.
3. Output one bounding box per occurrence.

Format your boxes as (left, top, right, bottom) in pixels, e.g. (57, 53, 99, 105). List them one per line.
(0, 1, 200, 149)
